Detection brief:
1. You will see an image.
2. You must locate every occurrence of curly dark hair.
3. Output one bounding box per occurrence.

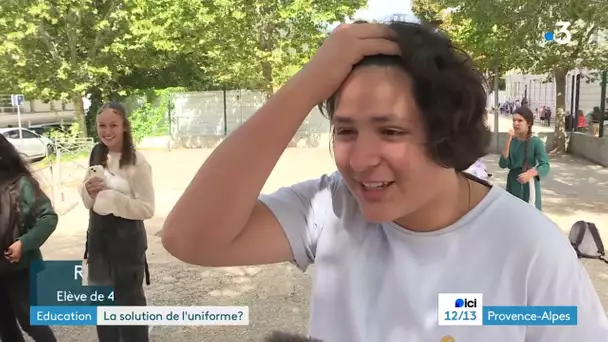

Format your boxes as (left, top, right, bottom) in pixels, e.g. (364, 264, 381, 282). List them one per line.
(91, 102, 137, 168)
(319, 21, 491, 171)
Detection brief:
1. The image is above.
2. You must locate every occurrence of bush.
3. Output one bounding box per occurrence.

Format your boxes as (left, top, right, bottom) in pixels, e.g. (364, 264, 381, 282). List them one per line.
(128, 87, 184, 143)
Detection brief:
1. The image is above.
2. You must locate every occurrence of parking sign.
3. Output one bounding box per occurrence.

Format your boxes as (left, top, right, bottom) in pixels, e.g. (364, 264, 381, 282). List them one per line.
(11, 94, 24, 106)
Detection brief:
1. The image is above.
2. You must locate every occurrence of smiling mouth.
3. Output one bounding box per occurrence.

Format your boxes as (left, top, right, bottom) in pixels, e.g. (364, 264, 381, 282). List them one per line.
(359, 181, 395, 190)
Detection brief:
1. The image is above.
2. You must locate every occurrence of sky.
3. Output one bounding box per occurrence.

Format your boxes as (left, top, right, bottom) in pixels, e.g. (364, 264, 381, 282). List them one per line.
(327, 0, 416, 30)
(354, 0, 413, 21)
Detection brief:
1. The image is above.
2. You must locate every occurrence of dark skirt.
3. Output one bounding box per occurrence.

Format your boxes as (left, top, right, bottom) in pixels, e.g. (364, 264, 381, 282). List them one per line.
(85, 212, 150, 342)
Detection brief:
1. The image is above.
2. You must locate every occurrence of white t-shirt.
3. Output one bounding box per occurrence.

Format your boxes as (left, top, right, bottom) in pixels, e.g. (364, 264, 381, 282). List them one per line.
(259, 172, 608, 342)
(464, 159, 488, 181)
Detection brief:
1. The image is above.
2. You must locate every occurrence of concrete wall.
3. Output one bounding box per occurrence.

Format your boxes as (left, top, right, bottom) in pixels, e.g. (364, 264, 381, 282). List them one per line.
(167, 90, 562, 152)
(170, 90, 330, 148)
(568, 133, 608, 166)
(505, 70, 605, 114)
(487, 91, 507, 108)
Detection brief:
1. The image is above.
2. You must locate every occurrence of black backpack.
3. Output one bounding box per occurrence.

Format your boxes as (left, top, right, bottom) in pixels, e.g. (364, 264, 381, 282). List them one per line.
(568, 221, 608, 264)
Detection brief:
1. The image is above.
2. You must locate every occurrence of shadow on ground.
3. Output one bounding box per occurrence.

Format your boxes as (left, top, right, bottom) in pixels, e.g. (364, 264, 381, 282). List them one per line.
(484, 153, 608, 216)
(40, 263, 312, 342)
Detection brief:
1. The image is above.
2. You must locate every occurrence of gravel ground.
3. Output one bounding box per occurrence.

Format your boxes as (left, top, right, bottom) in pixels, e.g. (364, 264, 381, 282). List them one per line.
(22, 148, 608, 341)
(44, 262, 313, 342)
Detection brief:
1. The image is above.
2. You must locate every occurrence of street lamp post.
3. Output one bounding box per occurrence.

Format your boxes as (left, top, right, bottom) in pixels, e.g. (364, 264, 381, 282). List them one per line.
(599, 70, 607, 138)
(494, 64, 500, 151)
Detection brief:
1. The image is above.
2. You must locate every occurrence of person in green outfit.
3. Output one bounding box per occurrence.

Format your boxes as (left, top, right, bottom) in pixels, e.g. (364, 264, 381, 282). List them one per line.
(0, 134, 58, 342)
(499, 106, 550, 210)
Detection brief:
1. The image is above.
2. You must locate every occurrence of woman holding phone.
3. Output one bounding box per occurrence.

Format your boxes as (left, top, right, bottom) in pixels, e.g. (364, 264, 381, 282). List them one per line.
(80, 102, 155, 342)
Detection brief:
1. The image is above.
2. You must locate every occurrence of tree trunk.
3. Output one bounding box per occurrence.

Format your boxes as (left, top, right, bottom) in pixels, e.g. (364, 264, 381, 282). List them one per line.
(258, 5, 275, 100)
(72, 95, 87, 137)
(261, 60, 273, 100)
(553, 69, 567, 152)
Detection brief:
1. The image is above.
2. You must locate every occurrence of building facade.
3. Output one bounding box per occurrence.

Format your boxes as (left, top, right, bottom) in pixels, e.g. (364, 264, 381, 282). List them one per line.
(0, 94, 76, 128)
(504, 70, 605, 115)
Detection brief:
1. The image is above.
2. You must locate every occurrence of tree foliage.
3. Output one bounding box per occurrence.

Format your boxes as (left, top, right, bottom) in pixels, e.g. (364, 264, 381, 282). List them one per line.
(412, 0, 518, 89)
(1, 0, 134, 134)
(0, 0, 365, 135)
(413, 0, 608, 151)
(197, 0, 366, 96)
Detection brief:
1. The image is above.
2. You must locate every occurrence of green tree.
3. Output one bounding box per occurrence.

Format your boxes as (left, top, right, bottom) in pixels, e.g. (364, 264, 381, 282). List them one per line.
(201, 0, 366, 97)
(416, 0, 608, 151)
(412, 0, 518, 95)
(0, 0, 215, 136)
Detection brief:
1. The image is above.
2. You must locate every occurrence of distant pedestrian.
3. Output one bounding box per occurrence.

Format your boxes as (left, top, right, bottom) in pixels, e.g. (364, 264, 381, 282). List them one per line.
(499, 107, 550, 210)
(544, 107, 552, 126)
(591, 106, 601, 137)
(577, 110, 587, 132)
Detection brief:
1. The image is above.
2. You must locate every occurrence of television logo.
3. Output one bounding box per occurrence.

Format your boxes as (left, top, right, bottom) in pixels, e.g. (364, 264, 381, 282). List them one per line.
(455, 298, 477, 308)
(544, 21, 572, 45)
(438, 293, 483, 326)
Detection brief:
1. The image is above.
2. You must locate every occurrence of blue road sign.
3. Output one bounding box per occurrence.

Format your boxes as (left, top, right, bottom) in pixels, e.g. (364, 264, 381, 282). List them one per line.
(11, 94, 24, 106)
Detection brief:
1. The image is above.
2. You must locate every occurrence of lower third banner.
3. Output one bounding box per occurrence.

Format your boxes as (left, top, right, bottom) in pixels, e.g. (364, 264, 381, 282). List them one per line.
(31, 306, 250, 326)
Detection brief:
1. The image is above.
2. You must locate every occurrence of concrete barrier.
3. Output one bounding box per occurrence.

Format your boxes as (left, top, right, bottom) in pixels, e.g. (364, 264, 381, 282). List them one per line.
(137, 136, 171, 150)
(568, 133, 608, 166)
(168, 133, 334, 149)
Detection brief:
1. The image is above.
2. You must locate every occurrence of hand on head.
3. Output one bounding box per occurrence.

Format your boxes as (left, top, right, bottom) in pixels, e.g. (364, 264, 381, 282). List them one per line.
(303, 22, 400, 103)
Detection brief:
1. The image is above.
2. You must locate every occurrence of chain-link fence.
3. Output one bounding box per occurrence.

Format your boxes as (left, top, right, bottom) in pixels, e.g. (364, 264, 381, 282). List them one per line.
(170, 90, 332, 148)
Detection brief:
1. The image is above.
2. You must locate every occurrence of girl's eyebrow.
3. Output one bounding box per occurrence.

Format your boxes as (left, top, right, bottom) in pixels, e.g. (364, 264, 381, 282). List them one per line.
(332, 114, 409, 124)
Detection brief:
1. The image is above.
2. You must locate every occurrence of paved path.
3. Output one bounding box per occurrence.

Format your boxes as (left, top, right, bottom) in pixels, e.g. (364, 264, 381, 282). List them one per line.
(30, 148, 608, 341)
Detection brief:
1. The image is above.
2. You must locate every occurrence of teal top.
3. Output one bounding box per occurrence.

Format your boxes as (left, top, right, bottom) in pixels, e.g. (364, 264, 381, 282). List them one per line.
(498, 136, 550, 176)
(498, 136, 550, 209)
(11, 176, 58, 270)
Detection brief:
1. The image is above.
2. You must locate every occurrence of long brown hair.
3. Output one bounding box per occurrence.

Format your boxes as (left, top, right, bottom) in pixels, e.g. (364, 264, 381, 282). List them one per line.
(91, 102, 137, 168)
(0, 134, 43, 217)
(514, 106, 534, 170)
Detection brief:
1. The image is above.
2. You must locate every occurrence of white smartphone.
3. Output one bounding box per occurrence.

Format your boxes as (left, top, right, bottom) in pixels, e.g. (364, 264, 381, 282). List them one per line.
(88, 165, 104, 180)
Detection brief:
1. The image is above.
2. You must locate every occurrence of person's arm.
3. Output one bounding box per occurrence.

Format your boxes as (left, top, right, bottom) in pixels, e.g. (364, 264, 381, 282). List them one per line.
(528, 137, 550, 179)
(161, 23, 399, 267)
(162, 71, 322, 266)
(17, 177, 58, 253)
(525, 230, 608, 341)
(498, 136, 512, 169)
(92, 154, 155, 220)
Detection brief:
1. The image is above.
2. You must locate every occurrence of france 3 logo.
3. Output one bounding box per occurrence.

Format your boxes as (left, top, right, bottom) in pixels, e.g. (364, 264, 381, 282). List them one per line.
(544, 21, 572, 45)
(437, 293, 483, 326)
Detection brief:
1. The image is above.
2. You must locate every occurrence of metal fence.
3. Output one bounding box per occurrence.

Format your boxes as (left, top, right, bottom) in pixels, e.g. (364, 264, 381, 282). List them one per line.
(170, 90, 331, 148)
(32, 138, 95, 213)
